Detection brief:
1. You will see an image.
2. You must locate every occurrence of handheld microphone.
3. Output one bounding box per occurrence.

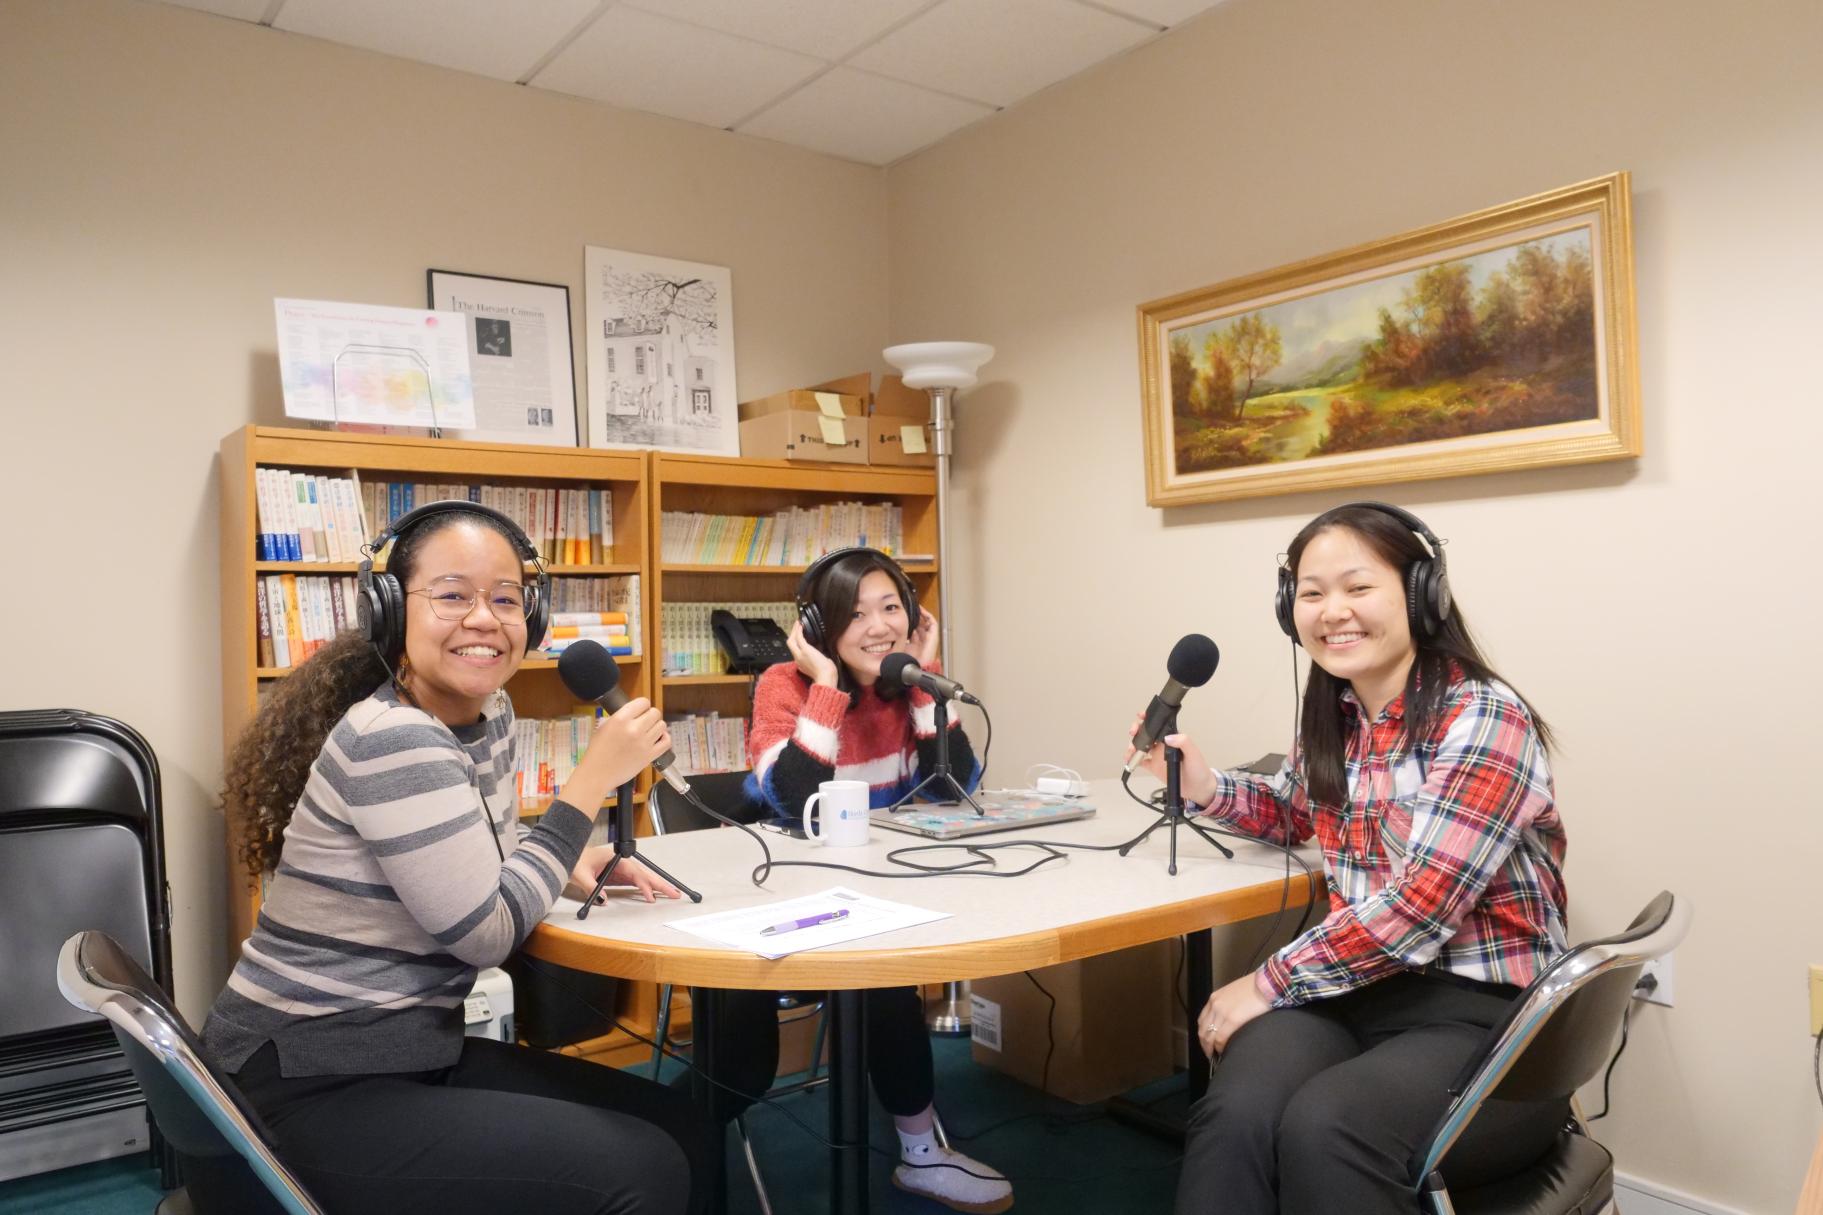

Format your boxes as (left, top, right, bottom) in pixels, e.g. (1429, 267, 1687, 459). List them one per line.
(879, 652, 981, 706)
(557, 640, 691, 794)
(1123, 634, 1221, 775)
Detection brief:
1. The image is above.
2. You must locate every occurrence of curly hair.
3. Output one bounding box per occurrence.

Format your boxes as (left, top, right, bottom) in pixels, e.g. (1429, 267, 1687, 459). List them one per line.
(223, 507, 522, 875)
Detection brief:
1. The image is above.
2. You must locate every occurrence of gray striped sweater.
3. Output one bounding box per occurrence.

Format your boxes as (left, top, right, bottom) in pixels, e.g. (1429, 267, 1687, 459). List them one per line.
(202, 683, 593, 1076)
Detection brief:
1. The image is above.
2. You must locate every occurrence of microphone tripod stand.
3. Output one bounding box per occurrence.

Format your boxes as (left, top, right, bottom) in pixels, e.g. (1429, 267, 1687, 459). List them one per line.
(577, 778, 702, 918)
(1118, 741, 1233, 876)
(887, 696, 986, 815)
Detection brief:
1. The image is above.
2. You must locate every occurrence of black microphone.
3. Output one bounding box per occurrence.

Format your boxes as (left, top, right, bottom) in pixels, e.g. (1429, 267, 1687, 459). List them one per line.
(879, 652, 981, 706)
(557, 640, 690, 794)
(1123, 634, 1221, 775)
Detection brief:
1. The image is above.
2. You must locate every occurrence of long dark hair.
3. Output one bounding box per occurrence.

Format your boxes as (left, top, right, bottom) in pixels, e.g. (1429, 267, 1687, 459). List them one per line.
(1290, 505, 1554, 807)
(223, 508, 521, 874)
(807, 549, 918, 704)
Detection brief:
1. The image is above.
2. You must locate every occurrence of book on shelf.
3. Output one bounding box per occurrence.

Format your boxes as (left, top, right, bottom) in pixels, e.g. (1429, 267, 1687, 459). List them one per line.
(255, 579, 274, 668)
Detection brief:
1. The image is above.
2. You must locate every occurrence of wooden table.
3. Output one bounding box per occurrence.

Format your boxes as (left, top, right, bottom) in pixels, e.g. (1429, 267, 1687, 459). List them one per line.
(525, 777, 1317, 1214)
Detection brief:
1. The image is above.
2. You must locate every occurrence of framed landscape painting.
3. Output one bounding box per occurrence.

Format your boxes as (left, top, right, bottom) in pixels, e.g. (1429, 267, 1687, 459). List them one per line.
(1137, 173, 1640, 506)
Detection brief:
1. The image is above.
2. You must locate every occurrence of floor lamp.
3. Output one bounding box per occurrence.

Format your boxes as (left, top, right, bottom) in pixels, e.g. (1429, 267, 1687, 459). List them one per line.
(883, 341, 994, 1035)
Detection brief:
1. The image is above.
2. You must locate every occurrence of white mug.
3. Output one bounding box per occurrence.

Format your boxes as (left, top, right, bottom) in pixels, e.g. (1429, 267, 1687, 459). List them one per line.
(803, 780, 871, 847)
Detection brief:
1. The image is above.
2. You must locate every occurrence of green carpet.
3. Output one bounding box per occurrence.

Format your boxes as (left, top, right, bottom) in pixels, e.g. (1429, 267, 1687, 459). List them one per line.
(0, 1036, 1188, 1214)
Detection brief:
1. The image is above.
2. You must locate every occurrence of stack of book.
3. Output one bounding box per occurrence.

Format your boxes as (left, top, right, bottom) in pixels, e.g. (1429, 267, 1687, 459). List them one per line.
(541, 576, 641, 655)
(541, 612, 632, 657)
(660, 501, 903, 565)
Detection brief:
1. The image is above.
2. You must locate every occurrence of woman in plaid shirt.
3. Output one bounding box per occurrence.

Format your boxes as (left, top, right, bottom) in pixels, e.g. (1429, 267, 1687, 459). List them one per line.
(1132, 503, 1570, 1215)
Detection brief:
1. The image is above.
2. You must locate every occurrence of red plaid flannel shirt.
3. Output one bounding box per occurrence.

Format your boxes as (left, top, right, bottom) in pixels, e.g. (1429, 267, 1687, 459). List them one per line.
(1198, 672, 1567, 1006)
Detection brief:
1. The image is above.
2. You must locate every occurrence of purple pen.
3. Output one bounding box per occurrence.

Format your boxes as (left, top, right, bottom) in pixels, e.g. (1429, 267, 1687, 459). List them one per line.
(758, 908, 850, 936)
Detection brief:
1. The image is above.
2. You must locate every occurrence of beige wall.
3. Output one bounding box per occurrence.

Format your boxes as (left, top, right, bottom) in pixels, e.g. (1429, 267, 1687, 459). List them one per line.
(886, 0, 1823, 1209)
(7, 0, 1822, 1207)
(0, 0, 889, 1015)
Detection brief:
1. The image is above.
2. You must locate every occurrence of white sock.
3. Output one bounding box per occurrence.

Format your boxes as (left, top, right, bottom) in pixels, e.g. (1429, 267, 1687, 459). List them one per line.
(897, 1127, 939, 1163)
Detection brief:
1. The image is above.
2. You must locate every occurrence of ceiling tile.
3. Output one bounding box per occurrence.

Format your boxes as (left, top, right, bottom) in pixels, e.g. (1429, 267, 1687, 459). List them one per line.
(621, 0, 935, 61)
(738, 66, 993, 166)
(153, 0, 273, 21)
(272, 0, 600, 81)
(1083, 0, 1230, 25)
(533, 6, 824, 129)
(851, 0, 1153, 107)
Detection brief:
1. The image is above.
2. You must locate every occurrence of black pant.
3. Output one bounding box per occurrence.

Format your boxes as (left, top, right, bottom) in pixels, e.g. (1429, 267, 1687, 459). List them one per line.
(700, 986, 934, 1124)
(212, 1037, 717, 1215)
(1174, 971, 1567, 1215)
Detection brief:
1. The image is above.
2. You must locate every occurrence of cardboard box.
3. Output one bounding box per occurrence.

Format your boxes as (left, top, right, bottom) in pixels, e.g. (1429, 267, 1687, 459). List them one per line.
(738, 410, 867, 464)
(969, 941, 1176, 1104)
(813, 373, 936, 467)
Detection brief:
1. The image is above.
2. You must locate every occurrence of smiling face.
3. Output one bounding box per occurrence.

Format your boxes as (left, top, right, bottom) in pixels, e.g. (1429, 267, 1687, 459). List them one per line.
(833, 569, 912, 688)
(1291, 526, 1417, 718)
(398, 521, 527, 725)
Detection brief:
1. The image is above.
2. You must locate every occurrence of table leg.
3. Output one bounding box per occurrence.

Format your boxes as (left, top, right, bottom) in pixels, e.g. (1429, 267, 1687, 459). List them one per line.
(688, 986, 730, 1215)
(829, 989, 869, 1215)
(1185, 927, 1213, 1106)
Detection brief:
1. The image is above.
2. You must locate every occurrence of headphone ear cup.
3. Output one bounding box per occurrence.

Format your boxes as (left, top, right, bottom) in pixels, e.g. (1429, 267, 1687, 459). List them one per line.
(799, 603, 825, 653)
(365, 571, 405, 665)
(1274, 566, 1299, 643)
(1406, 560, 1433, 640)
(522, 578, 550, 656)
(904, 583, 920, 638)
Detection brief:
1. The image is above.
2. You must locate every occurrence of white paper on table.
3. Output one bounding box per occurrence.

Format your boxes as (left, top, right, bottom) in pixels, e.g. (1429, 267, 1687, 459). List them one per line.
(274, 298, 476, 428)
(665, 886, 949, 959)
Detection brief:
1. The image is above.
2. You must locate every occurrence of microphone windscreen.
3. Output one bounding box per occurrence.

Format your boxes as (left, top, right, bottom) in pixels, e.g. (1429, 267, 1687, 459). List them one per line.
(1166, 634, 1221, 687)
(557, 639, 621, 701)
(879, 652, 918, 688)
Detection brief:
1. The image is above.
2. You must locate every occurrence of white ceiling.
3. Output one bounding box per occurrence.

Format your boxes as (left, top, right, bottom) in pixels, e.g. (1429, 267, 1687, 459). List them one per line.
(152, 0, 1229, 166)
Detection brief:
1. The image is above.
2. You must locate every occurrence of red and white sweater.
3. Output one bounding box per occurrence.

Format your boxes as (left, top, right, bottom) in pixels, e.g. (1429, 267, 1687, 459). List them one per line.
(743, 662, 981, 824)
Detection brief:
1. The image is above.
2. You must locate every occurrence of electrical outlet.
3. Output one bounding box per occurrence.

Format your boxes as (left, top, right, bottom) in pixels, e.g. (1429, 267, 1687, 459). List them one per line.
(1635, 953, 1673, 1006)
(1809, 964, 1823, 1036)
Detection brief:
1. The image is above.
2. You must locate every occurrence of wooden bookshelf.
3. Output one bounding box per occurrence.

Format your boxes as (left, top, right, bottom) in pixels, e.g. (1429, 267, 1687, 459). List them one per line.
(647, 452, 939, 736)
(218, 426, 653, 946)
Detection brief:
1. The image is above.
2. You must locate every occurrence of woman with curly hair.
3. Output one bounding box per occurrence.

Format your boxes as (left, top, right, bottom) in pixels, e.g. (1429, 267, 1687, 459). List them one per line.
(200, 503, 713, 1215)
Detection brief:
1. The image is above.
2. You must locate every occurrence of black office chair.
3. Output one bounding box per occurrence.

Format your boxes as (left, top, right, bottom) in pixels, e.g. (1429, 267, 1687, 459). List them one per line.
(648, 771, 832, 1215)
(55, 930, 324, 1215)
(1412, 890, 1693, 1215)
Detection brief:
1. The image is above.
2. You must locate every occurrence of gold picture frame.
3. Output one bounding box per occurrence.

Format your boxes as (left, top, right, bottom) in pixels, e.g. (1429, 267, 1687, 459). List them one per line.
(1137, 173, 1640, 507)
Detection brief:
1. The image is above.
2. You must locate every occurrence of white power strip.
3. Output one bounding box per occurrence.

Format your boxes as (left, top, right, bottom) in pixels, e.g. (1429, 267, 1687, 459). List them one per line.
(1035, 775, 1090, 797)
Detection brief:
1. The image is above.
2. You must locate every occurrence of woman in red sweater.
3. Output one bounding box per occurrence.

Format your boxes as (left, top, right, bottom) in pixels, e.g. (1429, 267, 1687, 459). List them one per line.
(711, 547, 1009, 1214)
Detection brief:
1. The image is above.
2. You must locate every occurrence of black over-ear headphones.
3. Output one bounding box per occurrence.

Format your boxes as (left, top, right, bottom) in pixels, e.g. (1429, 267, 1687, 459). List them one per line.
(357, 501, 551, 665)
(796, 547, 920, 654)
(1275, 501, 1451, 644)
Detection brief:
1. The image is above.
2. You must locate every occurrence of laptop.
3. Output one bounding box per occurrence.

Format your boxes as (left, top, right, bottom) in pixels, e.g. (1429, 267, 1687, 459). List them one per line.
(870, 790, 1097, 840)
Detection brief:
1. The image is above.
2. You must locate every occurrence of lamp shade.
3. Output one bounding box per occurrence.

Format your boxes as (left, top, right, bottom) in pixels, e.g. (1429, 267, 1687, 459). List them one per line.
(882, 342, 995, 391)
